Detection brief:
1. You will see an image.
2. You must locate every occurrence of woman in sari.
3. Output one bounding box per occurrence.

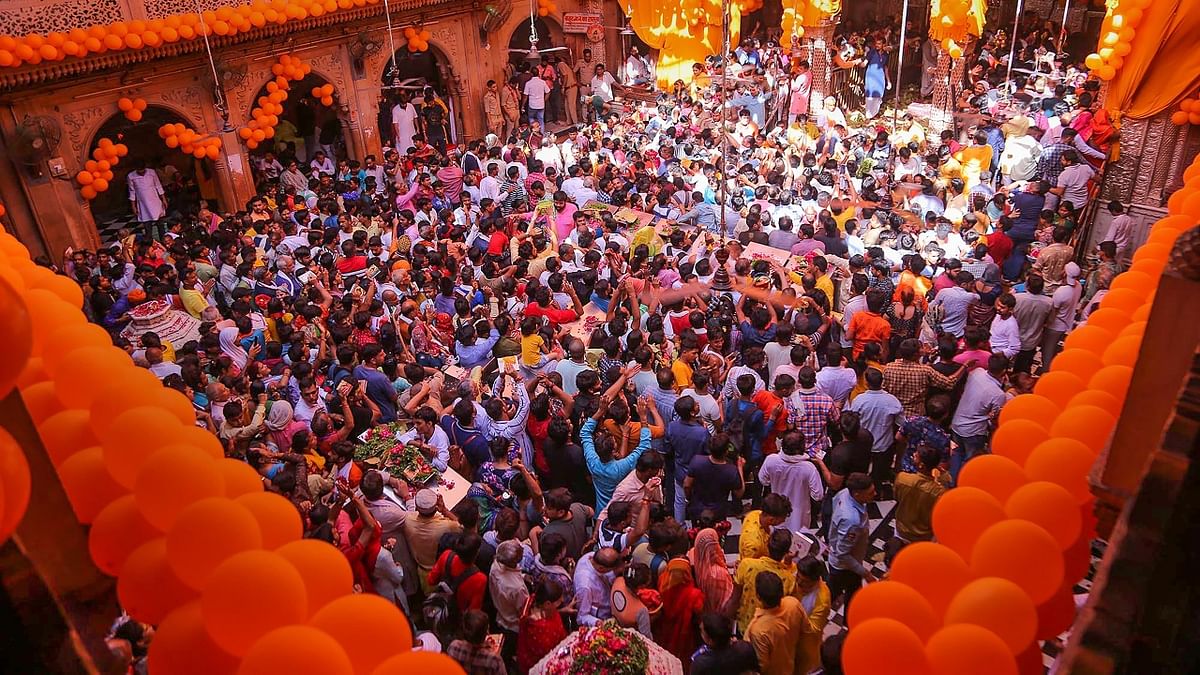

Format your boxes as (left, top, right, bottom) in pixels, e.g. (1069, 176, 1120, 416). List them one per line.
(652, 555, 706, 672)
(516, 578, 568, 672)
(689, 528, 734, 616)
(265, 400, 308, 453)
(217, 326, 249, 375)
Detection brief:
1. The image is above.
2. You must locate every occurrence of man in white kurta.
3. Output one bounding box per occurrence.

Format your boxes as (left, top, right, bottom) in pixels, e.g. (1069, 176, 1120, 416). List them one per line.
(758, 431, 825, 533)
(391, 95, 420, 153)
(127, 161, 167, 238)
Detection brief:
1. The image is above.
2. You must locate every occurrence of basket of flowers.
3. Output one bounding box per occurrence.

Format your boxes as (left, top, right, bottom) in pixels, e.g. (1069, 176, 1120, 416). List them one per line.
(353, 421, 440, 486)
(534, 620, 681, 675)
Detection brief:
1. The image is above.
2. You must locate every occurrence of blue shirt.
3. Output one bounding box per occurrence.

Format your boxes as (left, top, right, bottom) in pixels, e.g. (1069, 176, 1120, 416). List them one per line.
(664, 419, 711, 483)
(864, 48, 889, 97)
(828, 488, 869, 575)
(455, 328, 501, 369)
(581, 418, 651, 514)
(353, 364, 397, 423)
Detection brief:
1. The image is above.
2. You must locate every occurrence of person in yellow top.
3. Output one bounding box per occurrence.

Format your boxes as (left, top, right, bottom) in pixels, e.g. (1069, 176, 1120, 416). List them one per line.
(812, 257, 836, 303)
(737, 493, 793, 562)
(178, 268, 215, 319)
(746, 572, 806, 675)
(953, 130, 994, 192)
(671, 346, 699, 392)
(520, 317, 553, 371)
(733, 528, 798, 634)
(795, 557, 832, 674)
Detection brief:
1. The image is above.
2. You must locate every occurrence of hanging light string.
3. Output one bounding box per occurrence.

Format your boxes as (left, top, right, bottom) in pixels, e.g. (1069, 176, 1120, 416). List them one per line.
(193, 0, 228, 116)
(382, 0, 399, 80)
(530, 0, 538, 47)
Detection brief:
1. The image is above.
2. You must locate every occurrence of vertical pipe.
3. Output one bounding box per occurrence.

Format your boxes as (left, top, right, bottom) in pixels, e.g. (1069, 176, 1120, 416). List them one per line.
(1004, 0, 1025, 98)
(720, 0, 730, 240)
(894, 0, 910, 128)
(1058, 0, 1071, 54)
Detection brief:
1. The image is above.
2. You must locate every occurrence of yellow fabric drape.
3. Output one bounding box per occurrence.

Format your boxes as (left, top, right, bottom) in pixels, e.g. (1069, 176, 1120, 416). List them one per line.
(627, 0, 723, 89)
(1107, 0, 1200, 119)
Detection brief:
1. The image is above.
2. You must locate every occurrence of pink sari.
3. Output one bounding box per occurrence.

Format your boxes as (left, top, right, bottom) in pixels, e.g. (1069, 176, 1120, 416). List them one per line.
(689, 528, 733, 615)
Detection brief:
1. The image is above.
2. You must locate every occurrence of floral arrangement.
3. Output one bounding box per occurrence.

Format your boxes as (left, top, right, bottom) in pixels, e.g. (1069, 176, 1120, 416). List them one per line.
(543, 621, 650, 675)
(353, 421, 440, 485)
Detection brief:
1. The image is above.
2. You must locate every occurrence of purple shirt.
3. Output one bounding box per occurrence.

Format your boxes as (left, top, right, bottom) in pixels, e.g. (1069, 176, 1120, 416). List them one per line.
(790, 238, 827, 257)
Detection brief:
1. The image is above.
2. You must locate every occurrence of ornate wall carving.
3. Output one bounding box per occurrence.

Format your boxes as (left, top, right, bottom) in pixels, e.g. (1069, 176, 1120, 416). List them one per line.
(1102, 114, 1200, 208)
(0, 0, 124, 36)
(141, 0, 226, 18)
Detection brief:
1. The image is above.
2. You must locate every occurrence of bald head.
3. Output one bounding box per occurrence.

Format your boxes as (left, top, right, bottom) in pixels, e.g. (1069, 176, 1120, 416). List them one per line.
(568, 339, 586, 360)
(594, 547, 621, 570)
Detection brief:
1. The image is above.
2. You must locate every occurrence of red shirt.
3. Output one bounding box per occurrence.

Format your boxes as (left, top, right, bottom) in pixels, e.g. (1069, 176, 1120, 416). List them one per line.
(987, 231, 1013, 269)
(524, 301, 577, 327)
(428, 549, 487, 612)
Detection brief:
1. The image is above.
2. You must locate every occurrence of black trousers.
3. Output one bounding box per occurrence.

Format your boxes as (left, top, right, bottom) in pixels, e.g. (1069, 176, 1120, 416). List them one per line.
(829, 567, 864, 606)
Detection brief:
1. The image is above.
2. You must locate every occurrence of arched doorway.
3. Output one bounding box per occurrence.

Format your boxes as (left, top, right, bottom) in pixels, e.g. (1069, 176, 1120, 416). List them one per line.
(88, 106, 218, 243)
(380, 47, 459, 152)
(248, 73, 348, 166)
(507, 17, 570, 67)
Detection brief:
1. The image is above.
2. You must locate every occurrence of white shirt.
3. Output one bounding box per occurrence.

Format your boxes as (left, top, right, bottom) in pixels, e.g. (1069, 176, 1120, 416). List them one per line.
(480, 175, 504, 202)
(524, 77, 551, 109)
(758, 453, 825, 533)
(398, 426, 451, 471)
(815, 365, 858, 405)
(148, 361, 182, 380)
(1049, 280, 1082, 332)
(127, 170, 166, 222)
(591, 72, 617, 102)
(989, 314, 1020, 357)
(1104, 213, 1134, 253)
(1056, 163, 1095, 211)
(294, 394, 327, 424)
(846, 389, 904, 453)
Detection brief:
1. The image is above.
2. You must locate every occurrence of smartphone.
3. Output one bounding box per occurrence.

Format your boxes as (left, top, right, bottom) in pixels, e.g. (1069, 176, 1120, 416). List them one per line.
(297, 270, 315, 285)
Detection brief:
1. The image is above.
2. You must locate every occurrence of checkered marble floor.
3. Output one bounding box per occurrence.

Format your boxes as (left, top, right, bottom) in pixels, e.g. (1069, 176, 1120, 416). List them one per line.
(722, 500, 1105, 673)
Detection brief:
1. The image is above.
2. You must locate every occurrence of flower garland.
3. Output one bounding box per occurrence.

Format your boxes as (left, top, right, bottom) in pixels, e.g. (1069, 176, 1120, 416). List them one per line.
(543, 621, 650, 675)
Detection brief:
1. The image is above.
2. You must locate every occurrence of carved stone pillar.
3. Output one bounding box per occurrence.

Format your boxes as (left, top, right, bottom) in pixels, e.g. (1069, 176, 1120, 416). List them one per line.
(585, 0, 607, 68)
(928, 47, 952, 134)
(216, 128, 257, 209)
(804, 19, 838, 109)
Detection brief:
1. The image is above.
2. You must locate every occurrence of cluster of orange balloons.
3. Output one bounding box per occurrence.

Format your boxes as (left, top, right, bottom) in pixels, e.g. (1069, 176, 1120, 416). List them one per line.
(118, 96, 148, 122)
(402, 25, 432, 52)
(158, 123, 224, 160)
(928, 0, 984, 46)
(311, 83, 336, 107)
(0, 232, 463, 675)
(0, 0, 387, 69)
(240, 54, 309, 150)
(76, 138, 127, 201)
(842, 153, 1193, 675)
(1084, 0, 1147, 82)
(533, 0, 557, 18)
(1170, 97, 1200, 127)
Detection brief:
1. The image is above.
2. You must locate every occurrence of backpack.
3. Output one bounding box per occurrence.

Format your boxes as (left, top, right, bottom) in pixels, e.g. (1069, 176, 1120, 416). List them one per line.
(724, 399, 759, 457)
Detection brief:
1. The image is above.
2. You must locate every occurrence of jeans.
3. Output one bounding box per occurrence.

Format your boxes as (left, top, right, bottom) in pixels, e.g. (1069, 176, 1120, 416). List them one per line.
(829, 567, 865, 606)
(1004, 238, 1033, 280)
(674, 478, 687, 523)
(949, 432, 990, 484)
(1040, 328, 1065, 373)
(528, 107, 545, 128)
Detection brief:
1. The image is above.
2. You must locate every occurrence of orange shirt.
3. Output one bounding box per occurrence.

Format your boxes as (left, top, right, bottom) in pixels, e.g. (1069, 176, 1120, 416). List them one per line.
(752, 390, 789, 455)
(848, 310, 892, 358)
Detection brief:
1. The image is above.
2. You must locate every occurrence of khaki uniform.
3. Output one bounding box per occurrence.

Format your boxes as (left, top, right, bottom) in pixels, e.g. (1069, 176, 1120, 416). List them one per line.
(483, 90, 504, 136)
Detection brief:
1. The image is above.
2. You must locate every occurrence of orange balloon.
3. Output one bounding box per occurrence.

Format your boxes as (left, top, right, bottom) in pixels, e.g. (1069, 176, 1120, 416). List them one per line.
(1146, 227, 1182, 247)
(118, 538, 199, 623)
(159, 387, 203, 427)
(1088, 364, 1133, 402)
(234, 492, 303, 549)
(1050, 404, 1115, 453)
(989, 419, 1049, 467)
(201, 550, 308, 655)
(370, 652, 466, 674)
(37, 408, 99, 466)
(925, 624, 1018, 675)
(166, 497, 263, 589)
(147, 602, 240, 675)
(41, 322, 113, 378)
(19, 289, 77, 359)
(217, 457, 265, 496)
(173, 424, 223, 460)
(1024, 437, 1096, 503)
(932, 487, 1006, 559)
(1015, 642, 1043, 675)
(1061, 323, 1115, 354)
(1101, 334, 1143, 368)
(958, 454, 1028, 503)
(887, 542, 973, 616)
(1049, 348, 1104, 381)
(310, 594, 415, 674)
(1084, 307, 1131, 334)
(88, 369, 175, 433)
(237, 626, 354, 675)
(1032, 371, 1084, 409)
(846, 580, 940, 641)
(51, 345, 133, 409)
(276, 539, 355, 614)
(1099, 287, 1147, 315)
(15, 355, 46, 390)
(20, 380, 63, 423)
(101, 405, 186, 488)
(134, 445, 225, 530)
(0, 428, 32, 541)
(944, 577, 1038, 654)
(57, 446, 127, 523)
(1117, 321, 1147, 339)
(89, 494, 162, 576)
(1129, 258, 1166, 282)
(1132, 242, 1170, 263)
(31, 272, 85, 309)
(1067, 389, 1121, 416)
(1062, 531, 1093, 584)
(970, 519, 1064, 604)
(841, 618, 930, 675)
(1004, 481, 1081, 549)
(996, 394, 1060, 429)
(1108, 270, 1154, 295)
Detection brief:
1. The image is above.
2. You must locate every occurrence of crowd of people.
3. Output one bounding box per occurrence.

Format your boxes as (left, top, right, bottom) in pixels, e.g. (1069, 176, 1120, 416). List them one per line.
(74, 12, 1137, 675)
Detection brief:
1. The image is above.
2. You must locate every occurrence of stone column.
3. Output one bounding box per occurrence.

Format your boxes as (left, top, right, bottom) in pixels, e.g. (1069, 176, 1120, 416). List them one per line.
(215, 128, 257, 209)
(585, 0, 608, 68)
(928, 45, 954, 134)
(805, 19, 838, 107)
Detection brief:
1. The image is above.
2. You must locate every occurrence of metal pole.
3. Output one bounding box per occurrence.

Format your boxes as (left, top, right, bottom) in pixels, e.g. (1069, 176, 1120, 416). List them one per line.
(893, 0, 910, 129)
(1058, 0, 1071, 54)
(1004, 0, 1025, 98)
(720, 0, 730, 241)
